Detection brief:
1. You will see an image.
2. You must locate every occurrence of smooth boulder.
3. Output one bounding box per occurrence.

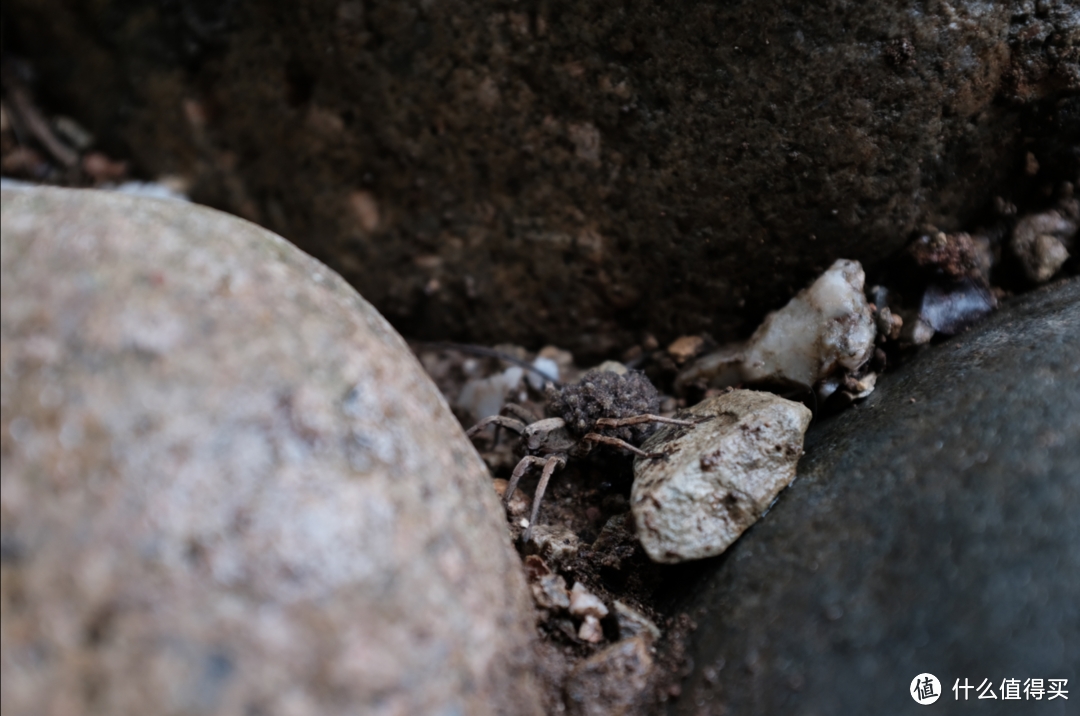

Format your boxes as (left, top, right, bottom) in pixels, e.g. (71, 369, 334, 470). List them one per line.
(0, 187, 541, 716)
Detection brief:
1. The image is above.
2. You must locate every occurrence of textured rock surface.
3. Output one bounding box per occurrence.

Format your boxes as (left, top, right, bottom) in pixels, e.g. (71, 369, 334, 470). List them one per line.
(0, 187, 541, 716)
(668, 278, 1080, 716)
(632, 391, 812, 564)
(5, 1, 1078, 355)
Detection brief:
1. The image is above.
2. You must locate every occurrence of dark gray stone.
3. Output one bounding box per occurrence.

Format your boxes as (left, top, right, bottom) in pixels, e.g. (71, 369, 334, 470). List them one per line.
(670, 279, 1079, 716)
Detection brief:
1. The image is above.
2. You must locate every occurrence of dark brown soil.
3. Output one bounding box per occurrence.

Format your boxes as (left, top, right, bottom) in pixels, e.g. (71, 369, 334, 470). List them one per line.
(4, 0, 1077, 360)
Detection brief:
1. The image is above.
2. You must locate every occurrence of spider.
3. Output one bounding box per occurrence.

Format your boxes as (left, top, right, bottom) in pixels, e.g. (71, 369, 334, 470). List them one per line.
(466, 368, 699, 541)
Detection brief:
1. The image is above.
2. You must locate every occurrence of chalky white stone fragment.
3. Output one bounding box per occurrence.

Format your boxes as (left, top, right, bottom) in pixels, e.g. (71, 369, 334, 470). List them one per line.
(632, 390, 812, 564)
(455, 365, 524, 422)
(569, 582, 609, 619)
(741, 259, 876, 387)
(1010, 210, 1075, 284)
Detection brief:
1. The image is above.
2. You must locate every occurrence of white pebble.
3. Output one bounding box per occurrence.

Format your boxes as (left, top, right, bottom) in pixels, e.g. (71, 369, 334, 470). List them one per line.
(569, 582, 609, 619)
(527, 356, 560, 390)
(741, 259, 876, 388)
(577, 615, 605, 643)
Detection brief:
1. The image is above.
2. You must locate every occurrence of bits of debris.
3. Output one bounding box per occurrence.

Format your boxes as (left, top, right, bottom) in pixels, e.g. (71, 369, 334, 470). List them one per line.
(82, 151, 128, 184)
(919, 279, 998, 335)
(524, 556, 572, 610)
(908, 231, 985, 281)
(564, 637, 654, 716)
(455, 365, 525, 423)
(527, 524, 582, 568)
(816, 369, 879, 403)
(53, 116, 94, 150)
(538, 345, 575, 375)
(613, 601, 662, 643)
(741, 259, 876, 388)
(875, 306, 904, 341)
(0, 146, 47, 178)
(577, 615, 605, 643)
(884, 37, 916, 67)
(1025, 151, 1039, 176)
(527, 356, 560, 390)
(666, 335, 706, 364)
(1010, 209, 1076, 284)
(492, 478, 530, 516)
(898, 310, 935, 346)
(995, 196, 1018, 216)
(632, 390, 812, 563)
(672, 342, 746, 395)
(568, 583, 609, 643)
(593, 359, 628, 375)
(569, 582, 609, 619)
(589, 512, 631, 559)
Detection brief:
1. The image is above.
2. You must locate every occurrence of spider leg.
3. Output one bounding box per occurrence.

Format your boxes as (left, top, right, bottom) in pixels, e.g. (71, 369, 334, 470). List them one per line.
(582, 432, 663, 459)
(522, 455, 567, 543)
(494, 404, 540, 447)
(466, 415, 528, 440)
(503, 455, 548, 507)
(595, 414, 699, 429)
(502, 402, 541, 423)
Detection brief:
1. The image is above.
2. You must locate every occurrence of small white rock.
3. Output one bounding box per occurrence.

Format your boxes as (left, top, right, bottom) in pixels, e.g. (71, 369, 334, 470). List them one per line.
(527, 356, 560, 390)
(632, 390, 812, 563)
(455, 365, 524, 422)
(741, 259, 876, 388)
(569, 582, 609, 619)
(1010, 210, 1074, 283)
(898, 310, 935, 345)
(577, 615, 605, 643)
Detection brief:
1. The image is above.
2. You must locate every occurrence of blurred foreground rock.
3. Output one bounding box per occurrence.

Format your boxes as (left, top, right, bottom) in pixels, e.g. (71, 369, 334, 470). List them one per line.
(0, 187, 541, 716)
(5, 1, 1077, 355)
(671, 278, 1079, 716)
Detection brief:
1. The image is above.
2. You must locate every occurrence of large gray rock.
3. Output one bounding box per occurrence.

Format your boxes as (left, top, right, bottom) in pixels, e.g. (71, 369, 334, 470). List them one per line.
(669, 278, 1079, 715)
(5, 1, 1077, 355)
(0, 188, 541, 716)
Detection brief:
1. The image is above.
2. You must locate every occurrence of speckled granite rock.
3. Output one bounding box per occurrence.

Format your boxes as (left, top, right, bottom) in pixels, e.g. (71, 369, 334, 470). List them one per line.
(669, 278, 1079, 715)
(0, 187, 541, 716)
(5, 1, 1077, 356)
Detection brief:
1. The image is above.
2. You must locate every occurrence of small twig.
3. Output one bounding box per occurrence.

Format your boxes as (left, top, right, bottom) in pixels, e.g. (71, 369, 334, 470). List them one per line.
(418, 341, 562, 386)
(9, 85, 79, 167)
